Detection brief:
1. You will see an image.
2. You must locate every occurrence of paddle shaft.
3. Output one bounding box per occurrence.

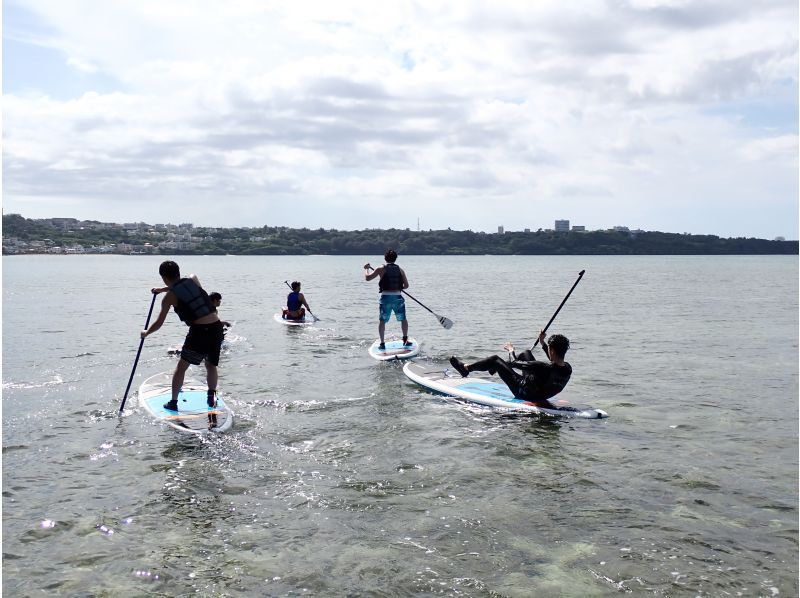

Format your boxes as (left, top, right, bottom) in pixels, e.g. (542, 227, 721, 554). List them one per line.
(119, 292, 158, 414)
(531, 269, 585, 350)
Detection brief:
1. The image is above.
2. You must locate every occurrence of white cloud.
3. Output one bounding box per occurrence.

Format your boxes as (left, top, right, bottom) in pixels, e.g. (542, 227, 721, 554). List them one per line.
(2, 0, 797, 237)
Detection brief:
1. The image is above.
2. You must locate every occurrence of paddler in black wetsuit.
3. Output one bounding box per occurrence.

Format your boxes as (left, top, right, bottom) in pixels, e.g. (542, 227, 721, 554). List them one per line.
(449, 332, 572, 408)
(141, 260, 224, 411)
(364, 249, 411, 350)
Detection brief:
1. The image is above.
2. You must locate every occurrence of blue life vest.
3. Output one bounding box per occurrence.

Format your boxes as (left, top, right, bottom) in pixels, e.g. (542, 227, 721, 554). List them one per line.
(287, 291, 302, 311)
(378, 263, 403, 293)
(172, 278, 214, 324)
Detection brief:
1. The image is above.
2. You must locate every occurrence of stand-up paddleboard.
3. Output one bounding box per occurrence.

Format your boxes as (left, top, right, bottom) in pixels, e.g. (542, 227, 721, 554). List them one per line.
(403, 361, 608, 419)
(274, 312, 311, 326)
(138, 372, 234, 434)
(369, 337, 420, 361)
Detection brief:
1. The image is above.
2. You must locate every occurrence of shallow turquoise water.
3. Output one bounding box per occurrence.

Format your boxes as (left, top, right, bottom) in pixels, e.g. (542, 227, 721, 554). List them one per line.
(3, 254, 797, 596)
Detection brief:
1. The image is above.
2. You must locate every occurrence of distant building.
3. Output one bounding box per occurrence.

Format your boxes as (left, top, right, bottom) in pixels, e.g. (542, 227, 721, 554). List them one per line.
(524, 228, 530, 233)
(498, 226, 504, 234)
(775, 236, 786, 241)
(613, 226, 630, 232)
(555, 219, 570, 232)
(571, 225, 585, 232)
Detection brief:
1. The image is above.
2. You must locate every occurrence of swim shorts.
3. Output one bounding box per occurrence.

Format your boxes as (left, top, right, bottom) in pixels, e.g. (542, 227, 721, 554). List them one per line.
(181, 321, 225, 366)
(379, 294, 406, 322)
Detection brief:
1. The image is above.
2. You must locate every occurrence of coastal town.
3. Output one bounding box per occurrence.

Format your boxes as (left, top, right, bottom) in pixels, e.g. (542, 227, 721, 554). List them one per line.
(2, 214, 794, 256)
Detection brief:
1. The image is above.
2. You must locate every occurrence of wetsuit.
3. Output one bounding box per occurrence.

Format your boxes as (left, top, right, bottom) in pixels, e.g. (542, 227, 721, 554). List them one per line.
(467, 354, 572, 406)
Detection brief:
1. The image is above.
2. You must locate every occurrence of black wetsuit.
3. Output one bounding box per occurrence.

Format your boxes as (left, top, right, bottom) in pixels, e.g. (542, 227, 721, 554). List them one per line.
(467, 354, 572, 406)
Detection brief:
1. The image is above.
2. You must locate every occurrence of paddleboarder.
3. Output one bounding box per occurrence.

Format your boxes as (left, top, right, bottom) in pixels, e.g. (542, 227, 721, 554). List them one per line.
(140, 260, 224, 411)
(209, 292, 231, 329)
(449, 331, 572, 407)
(364, 249, 411, 350)
(282, 281, 312, 321)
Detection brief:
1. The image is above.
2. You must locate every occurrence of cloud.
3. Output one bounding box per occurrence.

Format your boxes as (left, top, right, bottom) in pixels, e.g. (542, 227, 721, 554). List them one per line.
(2, 0, 797, 238)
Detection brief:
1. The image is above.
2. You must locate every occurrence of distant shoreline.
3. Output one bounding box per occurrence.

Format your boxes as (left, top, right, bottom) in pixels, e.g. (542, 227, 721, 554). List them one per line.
(3, 214, 797, 256)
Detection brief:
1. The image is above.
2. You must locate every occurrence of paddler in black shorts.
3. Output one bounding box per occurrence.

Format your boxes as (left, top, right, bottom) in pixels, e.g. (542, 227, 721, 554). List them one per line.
(141, 260, 224, 411)
(449, 331, 572, 408)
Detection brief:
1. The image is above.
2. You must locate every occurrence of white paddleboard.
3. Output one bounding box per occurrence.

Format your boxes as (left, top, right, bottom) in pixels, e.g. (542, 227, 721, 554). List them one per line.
(138, 372, 234, 434)
(403, 361, 608, 419)
(274, 312, 312, 326)
(368, 337, 420, 361)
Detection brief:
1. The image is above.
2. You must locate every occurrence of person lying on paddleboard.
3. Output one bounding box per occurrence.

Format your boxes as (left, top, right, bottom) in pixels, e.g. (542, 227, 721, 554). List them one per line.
(364, 249, 411, 350)
(282, 281, 312, 321)
(140, 260, 224, 411)
(449, 332, 572, 408)
(209, 292, 232, 329)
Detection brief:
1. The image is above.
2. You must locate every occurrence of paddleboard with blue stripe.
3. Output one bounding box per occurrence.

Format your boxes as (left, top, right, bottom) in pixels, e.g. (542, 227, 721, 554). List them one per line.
(368, 337, 420, 361)
(403, 361, 607, 419)
(139, 372, 234, 434)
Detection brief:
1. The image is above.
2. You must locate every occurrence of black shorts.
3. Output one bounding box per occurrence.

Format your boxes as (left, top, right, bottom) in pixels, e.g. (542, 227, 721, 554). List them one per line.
(181, 321, 224, 366)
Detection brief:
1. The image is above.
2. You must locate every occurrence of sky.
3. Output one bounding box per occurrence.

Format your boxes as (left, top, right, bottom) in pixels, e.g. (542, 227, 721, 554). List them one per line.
(2, 0, 798, 239)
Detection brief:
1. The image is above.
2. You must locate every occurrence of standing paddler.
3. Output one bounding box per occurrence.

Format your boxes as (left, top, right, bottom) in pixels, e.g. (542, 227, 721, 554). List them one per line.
(364, 249, 411, 350)
(140, 260, 224, 411)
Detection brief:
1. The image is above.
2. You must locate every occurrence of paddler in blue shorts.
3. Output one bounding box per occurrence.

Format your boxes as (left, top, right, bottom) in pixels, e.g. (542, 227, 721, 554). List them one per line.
(140, 260, 224, 411)
(364, 249, 411, 350)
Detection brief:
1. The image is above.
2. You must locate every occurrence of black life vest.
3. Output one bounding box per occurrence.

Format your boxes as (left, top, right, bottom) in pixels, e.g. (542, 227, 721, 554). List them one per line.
(172, 278, 214, 324)
(378, 263, 403, 293)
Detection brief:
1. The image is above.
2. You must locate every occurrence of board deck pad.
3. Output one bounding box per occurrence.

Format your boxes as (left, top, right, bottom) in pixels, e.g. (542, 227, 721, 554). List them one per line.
(274, 312, 312, 326)
(403, 361, 608, 419)
(368, 337, 420, 361)
(139, 373, 233, 434)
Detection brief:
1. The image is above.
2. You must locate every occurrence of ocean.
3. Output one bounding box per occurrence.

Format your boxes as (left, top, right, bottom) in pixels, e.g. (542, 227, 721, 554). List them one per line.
(2, 254, 798, 596)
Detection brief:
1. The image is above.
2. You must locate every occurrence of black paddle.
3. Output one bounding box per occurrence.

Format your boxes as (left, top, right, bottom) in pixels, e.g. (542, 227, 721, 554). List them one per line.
(365, 266, 453, 329)
(283, 280, 319, 321)
(530, 269, 585, 350)
(119, 291, 158, 414)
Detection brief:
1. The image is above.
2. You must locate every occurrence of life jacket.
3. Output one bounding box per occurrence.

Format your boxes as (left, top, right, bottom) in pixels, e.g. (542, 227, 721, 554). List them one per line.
(378, 263, 403, 293)
(287, 291, 302, 311)
(172, 278, 214, 324)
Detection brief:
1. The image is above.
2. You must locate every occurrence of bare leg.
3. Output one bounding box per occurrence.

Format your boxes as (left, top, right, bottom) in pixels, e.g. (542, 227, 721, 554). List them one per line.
(401, 319, 409, 338)
(378, 321, 386, 344)
(171, 359, 190, 402)
(205, 361, 218, 395)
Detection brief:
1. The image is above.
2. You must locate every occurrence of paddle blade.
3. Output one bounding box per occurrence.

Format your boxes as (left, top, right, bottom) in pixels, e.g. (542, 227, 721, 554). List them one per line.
(438, 315, 454, 329)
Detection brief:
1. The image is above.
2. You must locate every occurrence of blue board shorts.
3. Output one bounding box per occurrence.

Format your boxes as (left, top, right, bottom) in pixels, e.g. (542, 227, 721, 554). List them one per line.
(379, 294, 406, 322)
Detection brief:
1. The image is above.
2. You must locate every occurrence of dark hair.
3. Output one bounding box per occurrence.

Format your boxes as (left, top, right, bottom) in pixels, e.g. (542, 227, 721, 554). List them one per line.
(159, 260, 180, 280)
(547, 334, 570, 358)
(209, 292, 222, 302)
(384, 249, 398, 263)
(291, 281, 301, 291)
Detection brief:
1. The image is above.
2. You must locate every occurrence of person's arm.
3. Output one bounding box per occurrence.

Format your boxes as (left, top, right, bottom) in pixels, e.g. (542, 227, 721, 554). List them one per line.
(141, 293, 174, 338)
(299, 292, 311, 310)
(538, 330, 551, 361)
(364, 264, 383, 281)
(400, 268, 409, 290)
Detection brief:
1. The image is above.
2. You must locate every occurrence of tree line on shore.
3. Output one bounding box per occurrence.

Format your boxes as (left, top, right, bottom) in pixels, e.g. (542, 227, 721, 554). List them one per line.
(3, 214, 797, 255)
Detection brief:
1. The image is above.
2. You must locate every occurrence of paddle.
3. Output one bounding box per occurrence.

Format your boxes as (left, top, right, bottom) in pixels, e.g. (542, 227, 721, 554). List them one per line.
(530, 269, 585, 351)
(365, 266, 453, 329)
(283, 280, 319, 321)
(119, 292, 158, 414)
